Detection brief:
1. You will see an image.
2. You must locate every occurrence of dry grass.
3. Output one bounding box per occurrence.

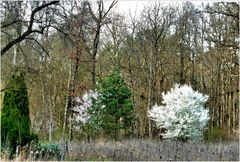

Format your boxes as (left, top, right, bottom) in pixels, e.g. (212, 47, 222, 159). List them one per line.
(64, 139, 239, 161)
(2, 139, 238, 161)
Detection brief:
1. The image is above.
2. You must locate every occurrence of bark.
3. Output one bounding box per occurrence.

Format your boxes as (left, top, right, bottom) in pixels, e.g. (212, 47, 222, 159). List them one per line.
(62, 61, 72, 141)
(147, 51, 153, 139)
(179, 44, 184, 85)
(13, 46, 17, 66)
(68, 49, 81, 142)
(136, 43, 141, 138)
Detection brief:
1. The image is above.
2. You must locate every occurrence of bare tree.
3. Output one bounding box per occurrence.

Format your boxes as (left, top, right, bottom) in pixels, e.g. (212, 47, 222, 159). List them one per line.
(86, 0, 117, 86)
(205, 2, 239, 49)
(1, 1, 59, 56)
(139, 3, 175, 138)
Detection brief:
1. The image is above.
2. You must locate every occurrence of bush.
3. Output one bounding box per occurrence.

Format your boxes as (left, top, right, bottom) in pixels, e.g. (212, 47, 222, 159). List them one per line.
(204, 127, 229, 142)
(13, 141, 61, 161)
(148, 84, 209, 141)
(37, 143, 61, 160)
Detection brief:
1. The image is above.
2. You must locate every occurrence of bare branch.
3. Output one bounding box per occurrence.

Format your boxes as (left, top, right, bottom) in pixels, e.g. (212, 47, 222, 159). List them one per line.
(25, 37, 50, 57)
(102, 0, 117, 19)
(205, 37, 239, 49)
(87, 2, 97, 21)
(1, 20, 28, 28)
(1, 1, 59, 56)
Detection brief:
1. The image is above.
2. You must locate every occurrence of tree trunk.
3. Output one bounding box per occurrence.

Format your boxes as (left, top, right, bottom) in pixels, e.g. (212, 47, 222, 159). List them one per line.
(227, 92, 231, 139)
(49, 97, 53, 142)
(136, 48, 141, 138)
(147, 51, 153, 139)
(62, 61, 72, 141)
(91, 23, 100, 87)
(179, 43, 184, 85)
(232, 92, 235, 131)
(13, 45, 17, 66)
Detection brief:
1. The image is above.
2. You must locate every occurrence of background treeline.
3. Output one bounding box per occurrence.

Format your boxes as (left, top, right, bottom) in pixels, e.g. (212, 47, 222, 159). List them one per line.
(1, 1, 239, 142)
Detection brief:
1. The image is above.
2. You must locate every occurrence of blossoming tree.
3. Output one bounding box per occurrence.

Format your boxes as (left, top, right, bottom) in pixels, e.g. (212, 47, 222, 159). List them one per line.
(148, 84, 210, 141)
(72, 90, 99, 130)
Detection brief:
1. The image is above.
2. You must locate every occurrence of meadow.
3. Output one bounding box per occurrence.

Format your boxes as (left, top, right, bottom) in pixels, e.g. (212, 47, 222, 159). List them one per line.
(65, 139, 239, 161)
(5, 139, 237, 161)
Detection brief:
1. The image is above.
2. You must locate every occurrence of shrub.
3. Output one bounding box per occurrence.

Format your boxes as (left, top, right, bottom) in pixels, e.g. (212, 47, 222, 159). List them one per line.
(72, 90, 99, 126)
(37, 143, 61, 160)
(204, 127, 229, 142)
(148, 84, 209, 141)
(72, 90, 100, 140)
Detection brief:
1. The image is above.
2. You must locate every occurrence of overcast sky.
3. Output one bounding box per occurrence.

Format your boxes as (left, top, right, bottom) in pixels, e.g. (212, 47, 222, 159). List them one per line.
(110, 0, 213, 17)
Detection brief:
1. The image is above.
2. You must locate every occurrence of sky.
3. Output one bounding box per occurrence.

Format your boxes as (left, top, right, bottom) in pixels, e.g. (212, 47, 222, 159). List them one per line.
(106, 0, 238, 19)
(109, 0, 213, 18)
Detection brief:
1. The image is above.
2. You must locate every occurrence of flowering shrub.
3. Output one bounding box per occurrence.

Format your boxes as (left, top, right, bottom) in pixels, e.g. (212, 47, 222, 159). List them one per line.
(148, 84, 209, 141)
(72, 90, 99, 127)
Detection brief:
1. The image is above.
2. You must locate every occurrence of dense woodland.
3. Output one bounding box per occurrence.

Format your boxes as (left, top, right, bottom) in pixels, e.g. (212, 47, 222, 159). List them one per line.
(1, 0, 239, 147)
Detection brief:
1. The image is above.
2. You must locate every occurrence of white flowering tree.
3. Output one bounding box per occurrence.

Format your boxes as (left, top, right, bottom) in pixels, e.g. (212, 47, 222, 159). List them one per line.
(148, 84, 210, 141)
(72, 90, 99, 131)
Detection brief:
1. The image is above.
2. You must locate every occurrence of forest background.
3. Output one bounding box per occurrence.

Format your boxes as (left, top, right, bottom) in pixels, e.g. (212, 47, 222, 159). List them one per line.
(1, 0, 239, 144)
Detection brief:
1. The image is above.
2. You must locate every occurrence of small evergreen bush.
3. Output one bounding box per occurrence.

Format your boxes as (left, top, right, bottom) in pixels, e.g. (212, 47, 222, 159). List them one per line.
(37, 143, 61, 160)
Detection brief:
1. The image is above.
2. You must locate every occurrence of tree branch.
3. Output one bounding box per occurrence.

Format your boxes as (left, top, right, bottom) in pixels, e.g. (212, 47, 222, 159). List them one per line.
(1, 20, 28, 28)
(102, 0, 117, 19)
(25, 37, 50, 57)
(87, 2, 98, 22)
(1, 1, 59, 56)
(205, 36, 239, 49)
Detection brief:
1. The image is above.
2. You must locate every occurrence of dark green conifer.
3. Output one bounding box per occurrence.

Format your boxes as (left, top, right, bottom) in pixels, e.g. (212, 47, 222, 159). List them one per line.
(90, 68, 134, 140)
(1, 72, 31, 155)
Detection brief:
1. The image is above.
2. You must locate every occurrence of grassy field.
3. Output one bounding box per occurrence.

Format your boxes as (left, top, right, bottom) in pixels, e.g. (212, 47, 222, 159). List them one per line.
(2, 139, 238, 161)
(63, 139, 239, 161)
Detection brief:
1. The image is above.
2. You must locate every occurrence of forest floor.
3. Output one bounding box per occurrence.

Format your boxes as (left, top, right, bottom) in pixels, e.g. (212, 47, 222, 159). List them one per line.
(63, 139, 239, 161)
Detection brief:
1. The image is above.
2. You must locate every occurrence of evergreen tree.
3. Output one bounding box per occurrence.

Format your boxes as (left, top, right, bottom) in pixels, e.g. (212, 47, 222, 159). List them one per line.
(1, 72, 31, 155)
(90, 68, 134, 140)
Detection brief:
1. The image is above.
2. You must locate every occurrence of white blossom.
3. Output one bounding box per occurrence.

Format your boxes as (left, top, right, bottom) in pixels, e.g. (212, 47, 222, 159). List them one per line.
(72, 90, 99, 128)
(148, 84, 210, 141)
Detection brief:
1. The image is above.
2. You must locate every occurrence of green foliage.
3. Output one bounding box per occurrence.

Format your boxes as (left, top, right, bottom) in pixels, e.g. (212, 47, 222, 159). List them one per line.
(1, 72, 31, 155)
(204, 127, 229, 142)
(38, 143, 61, 160)
(90, 68, 135, 139)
